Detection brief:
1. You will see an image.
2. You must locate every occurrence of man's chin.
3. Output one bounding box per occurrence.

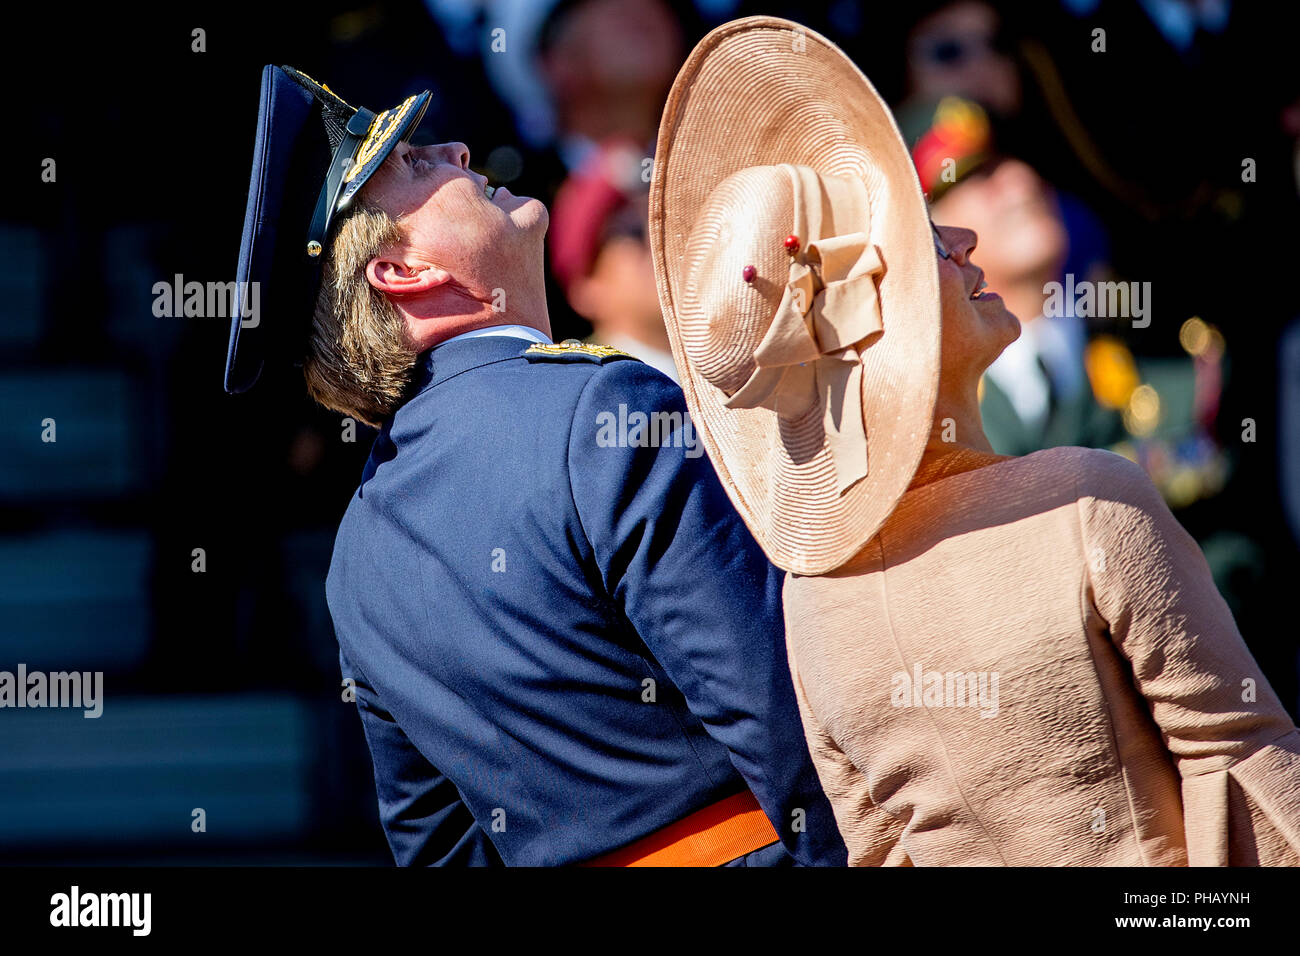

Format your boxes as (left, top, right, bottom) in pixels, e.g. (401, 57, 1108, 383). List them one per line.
(512, 197, 549, 232)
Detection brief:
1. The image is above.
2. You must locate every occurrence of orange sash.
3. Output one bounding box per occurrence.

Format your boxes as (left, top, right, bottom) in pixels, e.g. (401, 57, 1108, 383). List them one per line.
(581, 790, 779, 867)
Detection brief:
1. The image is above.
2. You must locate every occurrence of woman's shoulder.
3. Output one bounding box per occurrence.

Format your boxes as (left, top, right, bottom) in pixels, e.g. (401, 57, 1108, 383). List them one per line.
(996, 447, 1194, 582)
(891, 446, 1164, 535)
(1013, 446, 1156, 501)
(1011, 447, 1178, 555)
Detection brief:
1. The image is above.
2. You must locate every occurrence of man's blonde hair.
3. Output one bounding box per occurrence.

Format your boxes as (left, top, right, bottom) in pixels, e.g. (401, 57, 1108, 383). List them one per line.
(304, 200, 420, 427)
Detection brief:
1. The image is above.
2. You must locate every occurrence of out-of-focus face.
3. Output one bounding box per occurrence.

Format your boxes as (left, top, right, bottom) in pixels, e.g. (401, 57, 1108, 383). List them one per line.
(543, 0, 682, 101)
(359, 141, 548, 295)
(906, 0, 1020, 116)
(582, 236, 665, 340)
(933, 223, 1020, 385)
(930, 157, 1067, 287)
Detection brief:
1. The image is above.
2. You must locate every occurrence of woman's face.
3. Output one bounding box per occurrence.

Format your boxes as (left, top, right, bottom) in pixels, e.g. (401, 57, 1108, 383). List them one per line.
(931, 158, 1067, 287)
(933, 223, 1020, 384)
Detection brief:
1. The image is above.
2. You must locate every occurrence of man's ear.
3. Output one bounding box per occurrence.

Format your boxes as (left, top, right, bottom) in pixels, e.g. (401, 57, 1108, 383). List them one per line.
(366, 254, 452, 296)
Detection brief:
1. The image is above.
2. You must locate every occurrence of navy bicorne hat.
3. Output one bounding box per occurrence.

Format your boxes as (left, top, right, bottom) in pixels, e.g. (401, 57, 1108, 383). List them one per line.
(224, 66, 431, 394)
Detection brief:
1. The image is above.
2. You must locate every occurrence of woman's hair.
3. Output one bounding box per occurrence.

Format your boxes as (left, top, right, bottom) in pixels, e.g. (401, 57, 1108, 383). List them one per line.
(303, 200, 421, 427)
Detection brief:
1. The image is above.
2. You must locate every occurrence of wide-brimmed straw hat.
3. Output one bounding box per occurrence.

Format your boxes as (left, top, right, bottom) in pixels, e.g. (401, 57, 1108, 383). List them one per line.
(649, 16, 941, 575)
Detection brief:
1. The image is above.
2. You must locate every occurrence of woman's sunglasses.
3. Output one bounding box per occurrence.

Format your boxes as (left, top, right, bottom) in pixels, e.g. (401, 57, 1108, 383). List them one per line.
(932, 222, 952, 260)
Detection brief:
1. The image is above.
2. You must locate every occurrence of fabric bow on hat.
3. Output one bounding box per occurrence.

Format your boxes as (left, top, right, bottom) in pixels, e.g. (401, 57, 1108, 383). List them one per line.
(722, 165, 885, 494)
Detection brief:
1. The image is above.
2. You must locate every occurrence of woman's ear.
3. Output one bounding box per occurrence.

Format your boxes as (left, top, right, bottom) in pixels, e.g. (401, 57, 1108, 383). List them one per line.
(366, 255, 452, 296)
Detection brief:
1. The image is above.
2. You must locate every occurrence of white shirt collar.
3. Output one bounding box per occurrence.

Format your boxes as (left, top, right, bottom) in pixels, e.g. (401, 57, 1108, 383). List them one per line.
(434, 324, 552, 349)
(1031, 313, 1084, 402)
(985, 317, 1052, 430)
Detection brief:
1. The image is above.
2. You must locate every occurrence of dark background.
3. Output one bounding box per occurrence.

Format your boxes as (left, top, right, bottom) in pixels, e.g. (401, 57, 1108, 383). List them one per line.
(1, 0, 1298, 863)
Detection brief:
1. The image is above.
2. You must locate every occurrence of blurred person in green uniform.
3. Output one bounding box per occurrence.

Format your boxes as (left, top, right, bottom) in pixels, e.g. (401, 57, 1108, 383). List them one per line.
(904, 96, 1257, 629)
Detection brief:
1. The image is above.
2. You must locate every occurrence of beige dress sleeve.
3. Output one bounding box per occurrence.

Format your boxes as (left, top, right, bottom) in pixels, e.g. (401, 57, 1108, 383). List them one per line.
(1079, 451, 1300, 865)
(785, 631, 910, 866)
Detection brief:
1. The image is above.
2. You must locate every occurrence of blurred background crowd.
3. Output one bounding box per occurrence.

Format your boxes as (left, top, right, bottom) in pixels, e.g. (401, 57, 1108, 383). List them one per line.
(4, 0, 1299, 863)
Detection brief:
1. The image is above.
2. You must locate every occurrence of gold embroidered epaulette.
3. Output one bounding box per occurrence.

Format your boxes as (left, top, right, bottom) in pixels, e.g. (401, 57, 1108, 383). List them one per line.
(523, 340, 641, 364)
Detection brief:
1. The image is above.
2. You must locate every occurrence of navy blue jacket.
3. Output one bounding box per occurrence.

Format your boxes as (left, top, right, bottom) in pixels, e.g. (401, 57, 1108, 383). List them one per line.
(327, 334, 847, 866)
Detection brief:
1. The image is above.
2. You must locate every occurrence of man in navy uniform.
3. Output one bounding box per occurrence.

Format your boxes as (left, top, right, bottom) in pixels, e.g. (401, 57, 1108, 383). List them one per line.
(225, 66, 846, 866)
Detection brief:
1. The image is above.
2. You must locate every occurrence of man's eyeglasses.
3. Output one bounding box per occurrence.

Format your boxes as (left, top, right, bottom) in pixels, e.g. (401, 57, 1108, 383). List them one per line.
(932, 222, 952, 260)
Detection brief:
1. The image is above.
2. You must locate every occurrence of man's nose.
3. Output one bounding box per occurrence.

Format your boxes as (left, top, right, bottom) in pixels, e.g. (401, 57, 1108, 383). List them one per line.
(431, 142, 470, 169)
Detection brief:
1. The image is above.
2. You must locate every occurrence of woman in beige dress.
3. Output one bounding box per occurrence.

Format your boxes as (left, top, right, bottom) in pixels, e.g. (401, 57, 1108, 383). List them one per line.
(780, 220, 1300, 866)
(650, 17, 1300, 865)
